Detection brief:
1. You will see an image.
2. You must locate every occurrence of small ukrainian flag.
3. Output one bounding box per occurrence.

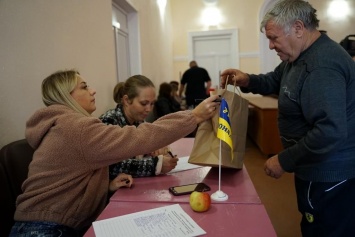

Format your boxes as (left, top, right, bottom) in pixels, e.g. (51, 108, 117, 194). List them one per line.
(217, 98, 233, 160)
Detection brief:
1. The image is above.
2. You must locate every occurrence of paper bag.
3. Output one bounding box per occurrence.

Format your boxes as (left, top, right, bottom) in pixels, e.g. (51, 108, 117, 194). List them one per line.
(188, 87, 249, 169)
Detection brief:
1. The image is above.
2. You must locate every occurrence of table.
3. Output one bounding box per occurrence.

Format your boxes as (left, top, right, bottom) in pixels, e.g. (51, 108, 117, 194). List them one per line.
(247, 96, 283, 155)
(84, 201, 276, 237)
(84, 138, 276, 236)
(110, 139, 260, 204)
(110, 166, 261, 204)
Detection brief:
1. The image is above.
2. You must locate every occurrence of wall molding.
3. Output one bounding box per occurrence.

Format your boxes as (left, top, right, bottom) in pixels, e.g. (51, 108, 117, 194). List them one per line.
(173, 51, 259, 62)
(239, 51, 259, 58)
(173, 55, 189, 61)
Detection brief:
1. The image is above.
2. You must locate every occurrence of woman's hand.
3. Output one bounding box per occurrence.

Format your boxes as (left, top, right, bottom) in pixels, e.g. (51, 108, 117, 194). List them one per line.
(220, 68, 250, 89)
(151, 146, 170, 157)
(161, 155, 179, 174)
(109, 173, 133, 192)
(192, 95, 220, 124)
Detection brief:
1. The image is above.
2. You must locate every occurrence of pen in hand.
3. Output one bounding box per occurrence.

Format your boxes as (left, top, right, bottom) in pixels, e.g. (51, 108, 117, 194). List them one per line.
(122, 179, 133, 189)
(168, 151, 175, 158)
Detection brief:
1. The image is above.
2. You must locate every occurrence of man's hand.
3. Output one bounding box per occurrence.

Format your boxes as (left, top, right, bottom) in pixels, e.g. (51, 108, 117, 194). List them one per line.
(264, 155, 285, 179)
(220, 68, 250, 89)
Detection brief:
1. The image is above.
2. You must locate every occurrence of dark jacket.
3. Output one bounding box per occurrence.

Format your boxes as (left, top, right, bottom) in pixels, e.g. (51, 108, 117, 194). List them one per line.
(242, 34, 355, 182)
(155, 96, 181, 119)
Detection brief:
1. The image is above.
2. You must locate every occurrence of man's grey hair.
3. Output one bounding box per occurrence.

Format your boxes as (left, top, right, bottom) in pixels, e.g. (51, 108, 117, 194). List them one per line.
(260, 0, 319, 33)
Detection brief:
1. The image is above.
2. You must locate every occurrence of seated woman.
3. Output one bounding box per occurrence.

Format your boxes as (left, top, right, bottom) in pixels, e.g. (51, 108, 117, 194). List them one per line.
(155, 82, 181, 119)
(100, 76, 179, 179)
(10, 69, 220, 236)
(170, 80, 184, 110)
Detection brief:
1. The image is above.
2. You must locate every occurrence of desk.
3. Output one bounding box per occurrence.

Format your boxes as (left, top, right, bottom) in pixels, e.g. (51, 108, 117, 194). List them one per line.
(110, 138, 260, 204)
(84, 138, 275, 236)
(247, 96, 283, 155)
(110, 166, 260, 204)
(84, 201, 277, 237)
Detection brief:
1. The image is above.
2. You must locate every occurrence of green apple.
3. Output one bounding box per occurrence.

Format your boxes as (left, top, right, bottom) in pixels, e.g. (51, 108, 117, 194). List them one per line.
(189, 191, 211, 212)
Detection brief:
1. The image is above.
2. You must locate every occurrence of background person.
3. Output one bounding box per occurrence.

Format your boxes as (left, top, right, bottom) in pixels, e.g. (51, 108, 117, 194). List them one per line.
(10, 69, 219, 237)
(170, 80, 184, 110)
(99, 76, 179, 180)
(221, 0, 355, 236)
(179, 60, 211, 109)
(155, 82, 181, 119)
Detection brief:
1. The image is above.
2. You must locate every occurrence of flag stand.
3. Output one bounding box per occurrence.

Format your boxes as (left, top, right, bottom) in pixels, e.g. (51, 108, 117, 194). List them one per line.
(211, 139, 229, 201)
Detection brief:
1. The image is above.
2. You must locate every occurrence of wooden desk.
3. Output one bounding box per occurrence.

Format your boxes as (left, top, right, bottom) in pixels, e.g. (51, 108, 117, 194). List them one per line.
(84, 201, 277, 237)
(247, 96, 283, 155)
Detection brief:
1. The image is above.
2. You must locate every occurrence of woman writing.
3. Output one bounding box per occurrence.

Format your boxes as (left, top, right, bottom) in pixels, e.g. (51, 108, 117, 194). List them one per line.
(99, 76, 179, 179)
(10, 69, 219, 236)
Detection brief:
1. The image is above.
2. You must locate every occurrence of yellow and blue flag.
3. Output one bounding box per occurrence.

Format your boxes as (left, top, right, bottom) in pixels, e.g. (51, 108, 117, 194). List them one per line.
(217, 98, 233, 159)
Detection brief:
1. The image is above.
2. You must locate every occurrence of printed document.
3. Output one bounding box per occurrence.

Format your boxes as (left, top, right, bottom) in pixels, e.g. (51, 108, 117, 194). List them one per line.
(93, 204, 206, 237)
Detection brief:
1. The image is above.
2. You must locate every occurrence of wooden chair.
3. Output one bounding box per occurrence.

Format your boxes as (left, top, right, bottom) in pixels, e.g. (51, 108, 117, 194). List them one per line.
(0, 139, 34, 237)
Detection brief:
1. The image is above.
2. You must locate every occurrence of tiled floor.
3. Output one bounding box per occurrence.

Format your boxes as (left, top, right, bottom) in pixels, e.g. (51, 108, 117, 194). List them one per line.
(243, 137, 302, 237)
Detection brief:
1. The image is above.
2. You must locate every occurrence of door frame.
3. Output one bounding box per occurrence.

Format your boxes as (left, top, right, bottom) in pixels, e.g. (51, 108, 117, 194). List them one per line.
(188, 29, 239, 69)
(259, 0, 280, 73)
(112, 0, 141, 81)
(187, 29, 239, 87)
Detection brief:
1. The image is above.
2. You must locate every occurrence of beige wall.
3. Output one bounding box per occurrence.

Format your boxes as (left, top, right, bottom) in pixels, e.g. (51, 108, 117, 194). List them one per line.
(0, 0, 354, 148)
(128, 0, 174, 85)
(0, 0, 174, 148)
(171, 0, 355, 80)
(0, 0, 117, 147)
(171, 0, 264, 81)
(310, 0, 355, 43)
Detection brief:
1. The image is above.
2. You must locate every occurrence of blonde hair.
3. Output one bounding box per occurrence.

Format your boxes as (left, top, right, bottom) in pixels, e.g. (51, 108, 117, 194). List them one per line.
(41, 69, 91, 116)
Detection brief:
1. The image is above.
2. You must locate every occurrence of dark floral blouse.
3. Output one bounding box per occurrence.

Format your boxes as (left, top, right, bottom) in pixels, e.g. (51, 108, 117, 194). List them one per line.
(99, 104, 159, 180)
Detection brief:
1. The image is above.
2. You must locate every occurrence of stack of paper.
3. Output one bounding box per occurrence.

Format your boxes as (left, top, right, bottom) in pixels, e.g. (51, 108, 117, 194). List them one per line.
(93, 204, 206, 237)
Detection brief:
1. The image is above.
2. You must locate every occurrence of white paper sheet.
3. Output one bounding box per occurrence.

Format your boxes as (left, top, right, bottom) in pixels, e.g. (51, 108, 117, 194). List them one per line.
(93, 204, 206, 237)
(168, 156, 202, 174)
